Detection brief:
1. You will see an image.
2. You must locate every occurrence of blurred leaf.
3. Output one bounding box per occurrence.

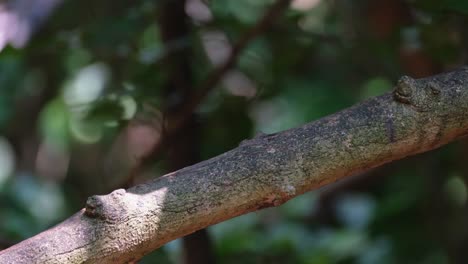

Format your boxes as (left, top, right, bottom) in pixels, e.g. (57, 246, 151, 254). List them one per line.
(334, 193, 376, 230)
(440, 0, 468, 14)
(39, 99, 70, 149)
(138, 23, 164, 64)
(211, 0, 272, 25)
(444, 175, 467, 206)
(69, 117, 103, 144)
(361, 77, 393, 99)
(85, 98, 124, 123)
(0, 54, 24, 128)
(201, 97, 253, 159)
(239, 38, 273, 86)
(65, 47, 92, 73)
(412, 0, 468, 15)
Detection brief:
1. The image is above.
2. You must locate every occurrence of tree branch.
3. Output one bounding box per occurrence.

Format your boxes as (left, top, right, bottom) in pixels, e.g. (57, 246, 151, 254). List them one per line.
(2, 67, 468, 263)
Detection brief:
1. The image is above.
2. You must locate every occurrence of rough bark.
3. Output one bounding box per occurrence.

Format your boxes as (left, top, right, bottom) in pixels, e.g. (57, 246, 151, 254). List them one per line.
(2, 67, 468, 263)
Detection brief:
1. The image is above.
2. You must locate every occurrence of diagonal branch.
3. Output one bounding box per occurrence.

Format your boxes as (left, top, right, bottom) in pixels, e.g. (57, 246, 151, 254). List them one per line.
(2, 67, 468, 263)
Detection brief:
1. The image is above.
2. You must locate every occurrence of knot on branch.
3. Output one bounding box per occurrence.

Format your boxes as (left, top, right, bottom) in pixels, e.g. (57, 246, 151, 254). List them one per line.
(393, 75, 441, 112)
(84, 189, 127, 221)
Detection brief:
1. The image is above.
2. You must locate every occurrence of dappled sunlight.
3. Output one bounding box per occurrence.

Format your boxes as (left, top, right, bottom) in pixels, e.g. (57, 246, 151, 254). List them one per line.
(296, 1, 328, 32)
(186, 0, 213, 23)
(63, 63, 110, 109)
(291, 0, 321, 11)
(444, 175, 467, 206)
(68, 117, 103, 143)
(63, 63, 111, 143)
(222, 71, 256, 99)
(76, 185, 170, 262)
(334, 193, 376, 230)
(202, 31, 231, 66)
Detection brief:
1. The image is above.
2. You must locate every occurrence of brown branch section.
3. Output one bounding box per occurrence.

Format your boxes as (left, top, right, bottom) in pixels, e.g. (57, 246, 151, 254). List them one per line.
(2, 68, 468, 263)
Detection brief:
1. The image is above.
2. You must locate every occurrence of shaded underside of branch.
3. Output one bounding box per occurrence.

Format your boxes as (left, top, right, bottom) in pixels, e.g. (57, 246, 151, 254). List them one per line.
(2, 67, 468, 263)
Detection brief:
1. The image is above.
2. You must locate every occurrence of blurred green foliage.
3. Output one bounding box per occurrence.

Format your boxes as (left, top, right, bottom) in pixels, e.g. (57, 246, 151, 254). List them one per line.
(0, 0, 468, 263)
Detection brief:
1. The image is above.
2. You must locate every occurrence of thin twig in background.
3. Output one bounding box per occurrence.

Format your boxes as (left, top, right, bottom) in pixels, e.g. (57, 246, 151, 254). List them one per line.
(173, 0, 292, 124)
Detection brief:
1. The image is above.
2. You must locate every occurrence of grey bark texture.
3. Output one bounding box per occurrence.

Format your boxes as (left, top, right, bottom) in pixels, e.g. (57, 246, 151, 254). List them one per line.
(2, 67, 468, 263)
